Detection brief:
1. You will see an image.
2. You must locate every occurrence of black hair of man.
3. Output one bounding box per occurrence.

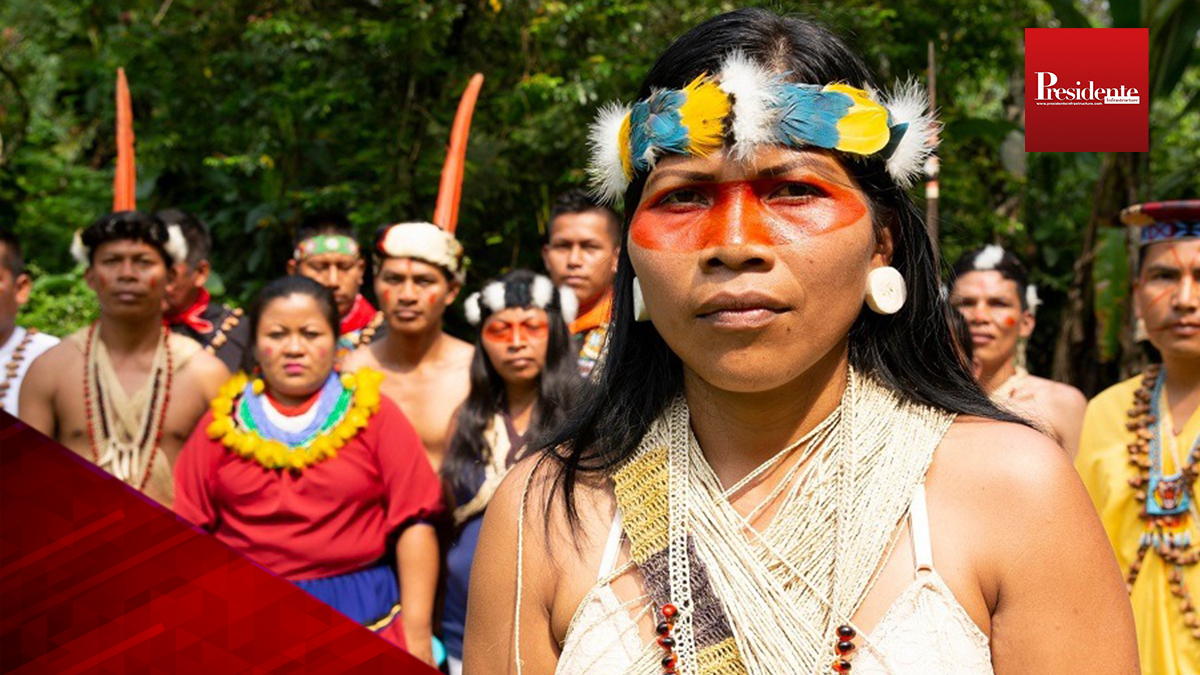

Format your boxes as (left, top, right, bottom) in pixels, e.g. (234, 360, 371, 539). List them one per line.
(951, 246, 1031, 310)
(293, 210, 355, 252)
(547, 188, 621, 245)
(0, 225, 22, 278)
(155, 209, 209, 268)
(81, 210, 177, 266)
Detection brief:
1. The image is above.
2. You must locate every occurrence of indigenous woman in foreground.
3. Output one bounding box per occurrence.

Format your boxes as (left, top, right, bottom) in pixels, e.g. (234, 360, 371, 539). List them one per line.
(464, 9, 1136, 674)
(174, 276, 443, 665)
(441, 270, 581, 675)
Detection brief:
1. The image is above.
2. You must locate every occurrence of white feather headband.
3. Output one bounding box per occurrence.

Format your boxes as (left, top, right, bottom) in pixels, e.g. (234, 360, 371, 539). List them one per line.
(69, 223, 189, 267)
(464, 274, 577, 326)
(587, 52, 939, 203)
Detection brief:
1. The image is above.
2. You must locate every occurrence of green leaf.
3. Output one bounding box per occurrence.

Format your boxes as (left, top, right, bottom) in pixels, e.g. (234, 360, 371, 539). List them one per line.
(1043, 0, 1092, 27)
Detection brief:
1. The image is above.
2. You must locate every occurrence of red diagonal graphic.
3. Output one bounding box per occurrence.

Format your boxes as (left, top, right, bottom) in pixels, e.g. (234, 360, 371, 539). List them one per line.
(0, 509, 125, 577)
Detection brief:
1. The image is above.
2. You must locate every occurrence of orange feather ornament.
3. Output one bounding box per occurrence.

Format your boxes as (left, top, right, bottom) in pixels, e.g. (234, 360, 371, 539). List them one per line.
(432, 73, 484, 235)
(113, 68, 137, 212)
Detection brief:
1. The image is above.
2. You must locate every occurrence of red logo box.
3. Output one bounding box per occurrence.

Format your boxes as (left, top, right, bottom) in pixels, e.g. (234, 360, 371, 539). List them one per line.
(1025, 28, 1148, 152)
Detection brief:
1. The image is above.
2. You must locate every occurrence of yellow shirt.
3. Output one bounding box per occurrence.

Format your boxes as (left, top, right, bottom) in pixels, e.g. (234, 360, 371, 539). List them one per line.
(1077, 373, 1200, 673)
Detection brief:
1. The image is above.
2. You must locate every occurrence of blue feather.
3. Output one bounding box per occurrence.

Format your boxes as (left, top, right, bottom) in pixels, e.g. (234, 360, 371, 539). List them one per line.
(646, 89, 689, 154)
(772, 84, 850, 150)
(628, 101, 653, 172)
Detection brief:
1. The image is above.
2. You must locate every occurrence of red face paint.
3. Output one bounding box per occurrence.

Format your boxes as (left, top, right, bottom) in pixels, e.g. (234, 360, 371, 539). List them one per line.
(427, 292, 439, 307)
(1003, 316, 1017, 327)
(482, 320, 549, 343)
(630, 178, 867, 252)
(261, 346, 274, 358)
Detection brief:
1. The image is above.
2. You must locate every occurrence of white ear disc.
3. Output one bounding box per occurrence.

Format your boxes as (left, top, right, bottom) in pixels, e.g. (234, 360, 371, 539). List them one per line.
(865, 266, 907, 315)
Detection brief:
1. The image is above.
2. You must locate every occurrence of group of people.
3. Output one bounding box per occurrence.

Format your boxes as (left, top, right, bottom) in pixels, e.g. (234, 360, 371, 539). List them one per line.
(1, 7, 1197, 674)
(0, 186, 620, 670)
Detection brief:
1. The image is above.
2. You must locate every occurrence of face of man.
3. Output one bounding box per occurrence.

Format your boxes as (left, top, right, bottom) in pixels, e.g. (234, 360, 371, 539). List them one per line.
(288, 252, 365, 319)
(1136, 239, 1200, 361)
(950, 270, 1034, 370)
(542, 210, 619, 311)
(85, 239, 173, 320)
(164, 259, 210, 315)
(0, 243, 32, 341)
(375, 257, 460, 337)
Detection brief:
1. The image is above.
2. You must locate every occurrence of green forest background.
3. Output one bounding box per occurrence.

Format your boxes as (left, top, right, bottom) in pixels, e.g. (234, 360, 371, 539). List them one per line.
(2, 0, 1198, 394)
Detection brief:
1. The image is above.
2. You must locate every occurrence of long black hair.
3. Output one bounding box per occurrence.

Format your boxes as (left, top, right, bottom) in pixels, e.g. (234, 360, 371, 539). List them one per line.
(442, 269, 582, 498)
(542, 8, 1027, 519)
(243, 275, 340, 372)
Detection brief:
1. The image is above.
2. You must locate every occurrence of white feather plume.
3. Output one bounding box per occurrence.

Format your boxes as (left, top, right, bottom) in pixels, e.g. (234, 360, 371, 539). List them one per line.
(719, 50, 779, 160)
(464, 292, 483, 326)
(1025, 284, 1042, 314)
(587, 101, 633, 204)
(481, 281, 507, 316)
(165, 224, 189, 265)
(973, 244, 1006, 270)
(558, 286, 578, 325)
(70, 230, 89, 267)
(530, 275, 554, 310)
(882, 78, 940, 188)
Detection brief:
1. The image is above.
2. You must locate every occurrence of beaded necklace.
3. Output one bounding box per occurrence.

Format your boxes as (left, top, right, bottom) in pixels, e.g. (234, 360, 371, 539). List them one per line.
(1124, 364, 1200, 641)
(0, 328, 38, 404)
(83, 322, 173, 491)
(206, 368, 383, 471)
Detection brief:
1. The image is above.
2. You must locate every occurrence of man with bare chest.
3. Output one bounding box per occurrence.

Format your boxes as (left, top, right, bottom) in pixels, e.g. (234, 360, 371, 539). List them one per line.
(344, 222, 472, 470)
(949, 245, 1087, 455)
(20, 212, 228, 507)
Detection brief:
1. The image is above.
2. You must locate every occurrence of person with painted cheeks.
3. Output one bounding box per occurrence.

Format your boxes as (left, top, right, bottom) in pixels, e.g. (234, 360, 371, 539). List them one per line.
(174, 276, 443, 665)
(464, 9, 1136, 674)
(440, 270, 581, 675)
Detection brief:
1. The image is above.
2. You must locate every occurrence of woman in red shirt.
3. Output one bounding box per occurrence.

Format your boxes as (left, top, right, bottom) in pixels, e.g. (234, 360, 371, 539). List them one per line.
(175, 275, 443, 665)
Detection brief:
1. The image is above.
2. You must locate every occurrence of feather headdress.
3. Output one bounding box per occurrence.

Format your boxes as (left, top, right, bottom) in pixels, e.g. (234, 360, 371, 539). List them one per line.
(463, 272, 577, 326)
(587, 52, 940, 202)
(377, 73, 485, 280)
(114, 68, 137, 212)
(70, 69, 187, 267)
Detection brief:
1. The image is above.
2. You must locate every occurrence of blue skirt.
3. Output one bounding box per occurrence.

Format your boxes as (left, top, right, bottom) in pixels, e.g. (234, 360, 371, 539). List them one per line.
(294, 563, 400, 627)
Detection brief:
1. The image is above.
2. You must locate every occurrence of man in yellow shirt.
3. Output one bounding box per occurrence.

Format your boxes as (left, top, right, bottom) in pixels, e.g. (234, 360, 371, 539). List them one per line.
(1077, 200, 1200, 673)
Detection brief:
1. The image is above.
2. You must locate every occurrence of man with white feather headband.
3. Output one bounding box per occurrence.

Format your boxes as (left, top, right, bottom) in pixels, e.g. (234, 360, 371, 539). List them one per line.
(20, 211, 228, 508)
(950, 245, 1087, 456)
(463, 9, 1135, 674)
(344, 74, 486, 472)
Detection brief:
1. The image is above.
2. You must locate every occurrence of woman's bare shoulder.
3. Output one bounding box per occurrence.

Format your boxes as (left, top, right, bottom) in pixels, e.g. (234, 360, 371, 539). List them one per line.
(490, 453, 616, 555)
(936, 416, 1072, 491)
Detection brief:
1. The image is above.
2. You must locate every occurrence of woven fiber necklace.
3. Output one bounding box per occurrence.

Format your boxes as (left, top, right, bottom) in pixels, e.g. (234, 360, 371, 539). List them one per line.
(1124, 364, 1200, 641)
(611, 368, 955, 675)
(83, 322, 172, 491)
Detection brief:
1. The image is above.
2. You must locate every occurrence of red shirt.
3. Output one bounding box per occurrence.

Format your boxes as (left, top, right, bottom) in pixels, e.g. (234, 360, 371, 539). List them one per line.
(174, 397, 443, 581)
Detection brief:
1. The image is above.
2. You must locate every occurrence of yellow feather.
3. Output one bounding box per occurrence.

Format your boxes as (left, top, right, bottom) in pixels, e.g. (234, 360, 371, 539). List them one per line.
(679, 75, 730, 155)
(618, 112, 633, 180)
(824, 84, 890, 155)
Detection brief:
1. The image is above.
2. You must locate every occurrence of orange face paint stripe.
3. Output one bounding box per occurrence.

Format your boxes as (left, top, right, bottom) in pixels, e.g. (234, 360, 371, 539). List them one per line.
(629, 178, 866, 252)
(482, 322, 549, 343)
